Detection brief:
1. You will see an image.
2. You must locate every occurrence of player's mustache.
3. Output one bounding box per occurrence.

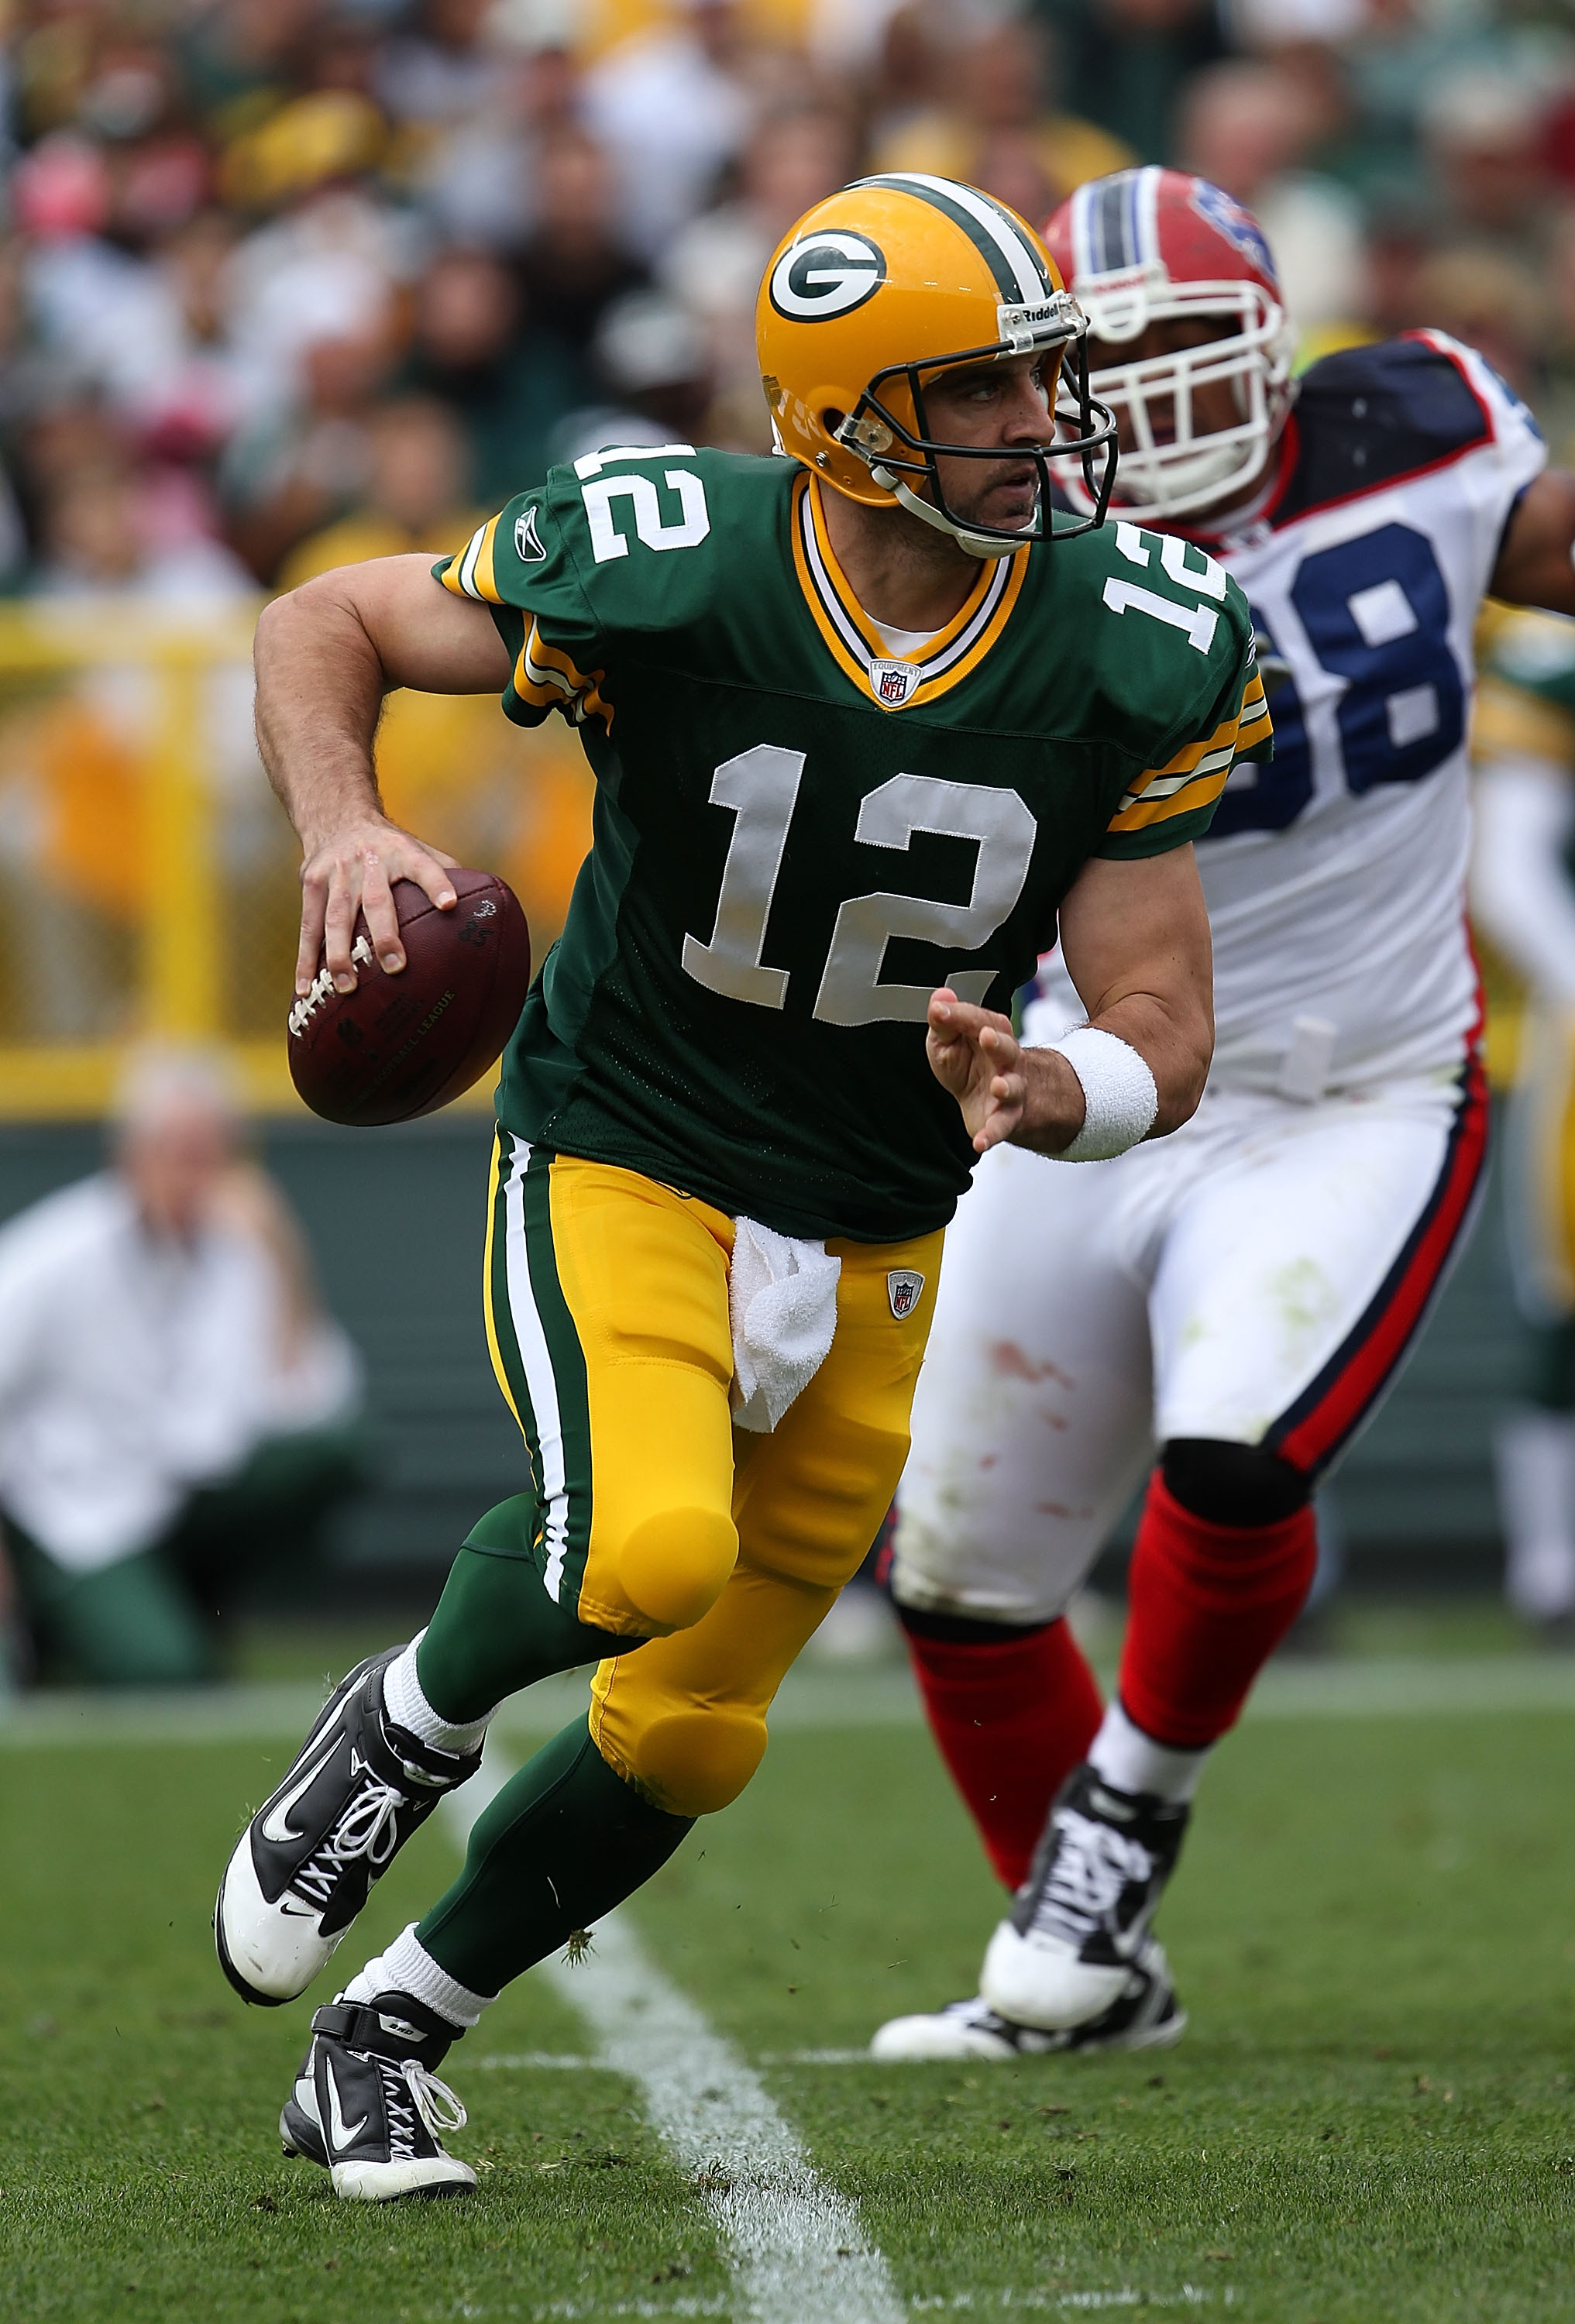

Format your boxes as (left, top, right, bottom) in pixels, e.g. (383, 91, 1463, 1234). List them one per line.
(976, 459, 1040, 493)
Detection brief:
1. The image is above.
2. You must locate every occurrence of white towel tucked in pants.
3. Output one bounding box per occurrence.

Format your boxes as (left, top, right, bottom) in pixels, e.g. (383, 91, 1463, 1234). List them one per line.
(727, 1217, 841, 1433)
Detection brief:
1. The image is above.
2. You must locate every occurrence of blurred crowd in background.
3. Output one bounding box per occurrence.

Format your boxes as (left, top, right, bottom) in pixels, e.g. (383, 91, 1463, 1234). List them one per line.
(8, 0, 1575, 1680)
(0, 0, 1573, 605)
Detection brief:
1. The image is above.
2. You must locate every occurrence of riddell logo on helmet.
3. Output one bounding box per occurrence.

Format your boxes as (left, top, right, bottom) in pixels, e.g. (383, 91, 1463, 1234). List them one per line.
(996, 293, 1081, 350)
(769, 232, 886, 322)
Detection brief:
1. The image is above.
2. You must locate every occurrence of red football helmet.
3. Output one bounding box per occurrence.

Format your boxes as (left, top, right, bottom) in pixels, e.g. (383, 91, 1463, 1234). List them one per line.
(1045, 167, 1296, 523)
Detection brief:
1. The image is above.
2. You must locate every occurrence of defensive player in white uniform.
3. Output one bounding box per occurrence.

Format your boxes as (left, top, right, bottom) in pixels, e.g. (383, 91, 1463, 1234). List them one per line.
(875, 167, 1575, 2061)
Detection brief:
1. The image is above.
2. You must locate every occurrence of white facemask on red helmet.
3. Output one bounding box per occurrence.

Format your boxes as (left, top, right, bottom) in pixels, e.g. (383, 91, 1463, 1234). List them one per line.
(1044, 167, 1297, 524)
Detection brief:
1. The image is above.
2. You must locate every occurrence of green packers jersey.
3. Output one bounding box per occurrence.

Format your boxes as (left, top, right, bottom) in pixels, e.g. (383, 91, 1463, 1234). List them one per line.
(436, 446, 1269, 1242)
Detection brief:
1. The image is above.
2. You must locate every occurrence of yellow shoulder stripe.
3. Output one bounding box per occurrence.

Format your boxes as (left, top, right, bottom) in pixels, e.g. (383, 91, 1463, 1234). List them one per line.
(1108, 673, 1271, 834)
(1235, 671, 1271, 741)
(441, 513, 504, 603)
(471, 514, 501, 605)
(513, 620, 612, 731)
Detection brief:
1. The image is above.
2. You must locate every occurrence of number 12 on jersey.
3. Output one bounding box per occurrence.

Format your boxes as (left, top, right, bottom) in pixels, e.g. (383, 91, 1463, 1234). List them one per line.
(682, 743, 1038, 1027)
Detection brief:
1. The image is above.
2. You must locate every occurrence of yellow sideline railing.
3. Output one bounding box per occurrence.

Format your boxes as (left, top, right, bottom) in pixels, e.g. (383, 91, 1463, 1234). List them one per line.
(0, 603, 274, 1117)
(0, 601, 512, 1121)
(0, 598, 1529, 1121)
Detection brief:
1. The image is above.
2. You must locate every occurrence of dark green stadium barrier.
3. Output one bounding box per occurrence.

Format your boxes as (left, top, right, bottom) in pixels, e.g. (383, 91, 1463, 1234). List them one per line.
(0, 1114, 1519, 1599)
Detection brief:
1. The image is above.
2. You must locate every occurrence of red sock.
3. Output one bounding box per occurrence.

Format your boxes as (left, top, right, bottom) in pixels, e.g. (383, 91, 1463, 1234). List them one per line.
(1119, 1473, 1318, 1749)
(904, 1617, 1103, 1890)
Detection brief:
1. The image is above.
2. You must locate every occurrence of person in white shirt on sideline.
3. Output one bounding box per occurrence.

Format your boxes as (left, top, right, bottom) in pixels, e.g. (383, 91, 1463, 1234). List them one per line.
(0, 1048, 364, 1686)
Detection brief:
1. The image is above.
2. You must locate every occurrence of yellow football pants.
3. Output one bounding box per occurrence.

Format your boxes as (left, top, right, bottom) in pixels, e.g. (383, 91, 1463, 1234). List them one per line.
(483, 1133, 941, 1816)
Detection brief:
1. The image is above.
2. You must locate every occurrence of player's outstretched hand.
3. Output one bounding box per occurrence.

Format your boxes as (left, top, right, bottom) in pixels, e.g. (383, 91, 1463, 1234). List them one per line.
(926, 989, 1027, 1153)
(297, 816, 461, 997)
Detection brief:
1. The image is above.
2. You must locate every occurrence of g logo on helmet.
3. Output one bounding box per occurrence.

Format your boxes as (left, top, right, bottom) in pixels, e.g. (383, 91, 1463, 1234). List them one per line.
(769, 231, 886, 322)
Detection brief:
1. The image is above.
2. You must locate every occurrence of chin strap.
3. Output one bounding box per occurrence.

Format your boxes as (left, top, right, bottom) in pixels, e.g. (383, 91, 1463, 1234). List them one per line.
(870, 465, 1025, 562)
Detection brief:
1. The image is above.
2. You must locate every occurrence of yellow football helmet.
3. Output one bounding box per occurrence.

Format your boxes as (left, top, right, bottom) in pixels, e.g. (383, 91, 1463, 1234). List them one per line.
(756, 172, 1115, 556)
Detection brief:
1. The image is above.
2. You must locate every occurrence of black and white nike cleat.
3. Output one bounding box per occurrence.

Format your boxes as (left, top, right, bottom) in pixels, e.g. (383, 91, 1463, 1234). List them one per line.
(870, 1937, 1186, 2061)
(979, 1761, 1191, 2030)
(215, 1649, 481, 2006)
(280, 1991, 476, 2202)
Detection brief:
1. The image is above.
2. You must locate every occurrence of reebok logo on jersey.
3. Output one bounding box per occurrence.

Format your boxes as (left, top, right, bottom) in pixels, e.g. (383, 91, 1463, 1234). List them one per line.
(515, 507, 547, 562)
(887, 1269, 924, 1319)
(870, 658, 917, 708)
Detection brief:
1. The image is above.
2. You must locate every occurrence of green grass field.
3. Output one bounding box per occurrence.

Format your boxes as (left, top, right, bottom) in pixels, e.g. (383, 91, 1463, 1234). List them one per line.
(5, 1618, 1575, 2323)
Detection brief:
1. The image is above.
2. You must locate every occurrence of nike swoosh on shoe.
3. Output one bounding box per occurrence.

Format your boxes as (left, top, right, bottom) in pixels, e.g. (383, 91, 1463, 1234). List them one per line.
(326, 2060, 369, 2150)
(260, 1737, 346, 1847)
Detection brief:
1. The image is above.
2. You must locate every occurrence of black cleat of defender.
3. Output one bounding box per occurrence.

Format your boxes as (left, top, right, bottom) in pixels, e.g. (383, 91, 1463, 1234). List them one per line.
(215, 1648, 481, 2006)
(280, 1990, 475, 2202)
(980, 1760, 1192, 2030)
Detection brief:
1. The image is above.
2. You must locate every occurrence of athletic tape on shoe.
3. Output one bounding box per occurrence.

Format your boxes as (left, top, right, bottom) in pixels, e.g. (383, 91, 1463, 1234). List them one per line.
(1044, 1026, 1159, 1162)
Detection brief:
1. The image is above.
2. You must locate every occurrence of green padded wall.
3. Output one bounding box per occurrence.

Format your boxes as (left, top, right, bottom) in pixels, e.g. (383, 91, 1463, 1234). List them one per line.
(0, 1115, 1521, 1594)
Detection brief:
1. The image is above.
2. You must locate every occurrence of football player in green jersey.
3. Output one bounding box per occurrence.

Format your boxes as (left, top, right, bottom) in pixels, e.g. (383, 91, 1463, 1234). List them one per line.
(215, 173, 1269, 2201)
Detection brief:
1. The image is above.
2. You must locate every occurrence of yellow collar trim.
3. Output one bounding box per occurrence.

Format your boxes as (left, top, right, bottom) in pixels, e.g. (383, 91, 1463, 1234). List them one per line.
(791, 474, 1028, 713)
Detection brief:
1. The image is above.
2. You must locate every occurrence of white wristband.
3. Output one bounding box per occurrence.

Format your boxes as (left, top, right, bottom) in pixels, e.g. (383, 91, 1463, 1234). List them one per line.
(1044, 1026, 1159, 1160)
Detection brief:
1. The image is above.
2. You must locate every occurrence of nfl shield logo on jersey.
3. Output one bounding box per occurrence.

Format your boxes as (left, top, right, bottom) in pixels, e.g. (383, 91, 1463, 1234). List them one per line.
(887, 1269, 924, 1319)
(869, 658, 917, 709)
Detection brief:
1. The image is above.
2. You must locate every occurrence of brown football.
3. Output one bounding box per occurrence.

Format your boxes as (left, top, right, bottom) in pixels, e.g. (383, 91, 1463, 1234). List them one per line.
(287, 868, 532, 1127)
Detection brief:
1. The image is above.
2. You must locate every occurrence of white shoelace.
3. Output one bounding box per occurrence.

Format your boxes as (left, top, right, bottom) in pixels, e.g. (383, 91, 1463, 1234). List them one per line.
(378, 2058, 468, 2160)
(291, 1770, 408, 1911)
(288, 934, 374, 1035)
(1029, 1807, 1155, 1945)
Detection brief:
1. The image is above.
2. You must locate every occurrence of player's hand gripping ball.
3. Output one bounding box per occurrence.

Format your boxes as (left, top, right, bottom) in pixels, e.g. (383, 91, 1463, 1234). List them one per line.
(287, 868, 531, 1126)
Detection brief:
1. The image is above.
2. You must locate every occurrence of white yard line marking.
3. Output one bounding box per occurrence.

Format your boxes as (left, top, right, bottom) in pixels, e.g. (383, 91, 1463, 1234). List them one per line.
(757, 2050, 877, 2067)
(524, 2303, 731, 2319)
(545, 1914, 906, 2324)
(910, 2295, 1225, 2313)
(9, 1653, 1575, 1748)
(1241, 1659, 1575, 1718)
(442, 1745, 907, 2324)
(474, 2052, 594, 2071)
(474, 2049, 943, 2072)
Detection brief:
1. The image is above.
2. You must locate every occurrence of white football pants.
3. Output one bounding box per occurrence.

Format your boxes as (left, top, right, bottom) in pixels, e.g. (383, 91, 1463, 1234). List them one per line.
(894, 1066, 1487, 1626)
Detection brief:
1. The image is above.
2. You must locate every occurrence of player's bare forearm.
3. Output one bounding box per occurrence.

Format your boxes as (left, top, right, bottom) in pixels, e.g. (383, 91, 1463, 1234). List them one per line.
(1082, 984, 1212, 1137)
(1491, 470, 1575, 615)
(254, 555, 510, 992)
(1054, 848, 1213, 1138)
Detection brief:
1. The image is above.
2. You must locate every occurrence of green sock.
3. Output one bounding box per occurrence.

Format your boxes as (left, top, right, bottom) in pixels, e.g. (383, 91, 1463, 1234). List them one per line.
(415, 1499, 637, 1724)
(417, 1717, 691, 1994)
